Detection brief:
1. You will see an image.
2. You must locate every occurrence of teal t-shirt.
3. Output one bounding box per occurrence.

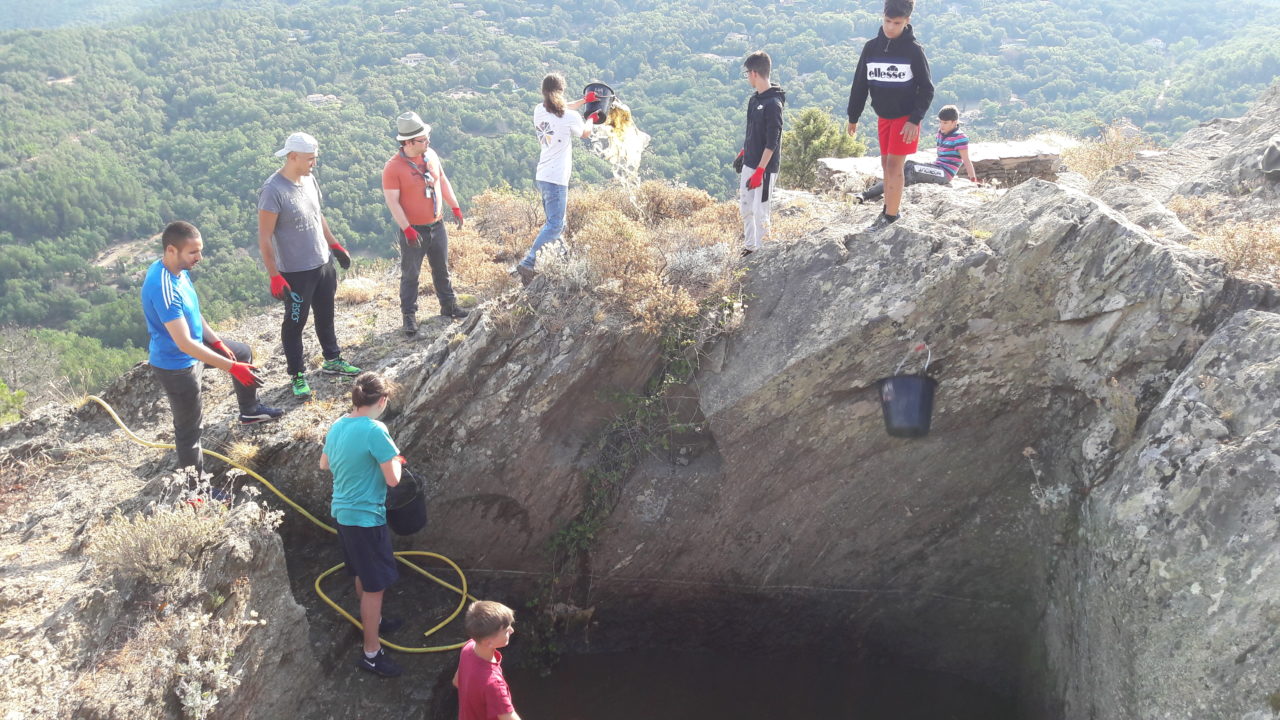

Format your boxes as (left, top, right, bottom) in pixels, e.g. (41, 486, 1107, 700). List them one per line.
(323, 415, 399, 527)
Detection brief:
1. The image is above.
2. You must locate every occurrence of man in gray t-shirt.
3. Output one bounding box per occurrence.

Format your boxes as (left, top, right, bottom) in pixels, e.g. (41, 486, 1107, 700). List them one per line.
(258, 170, 328, 273)
(257, 131, 361, 397)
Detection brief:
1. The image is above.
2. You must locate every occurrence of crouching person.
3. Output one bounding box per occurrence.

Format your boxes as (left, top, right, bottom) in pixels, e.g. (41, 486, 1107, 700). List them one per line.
(320, 371, 406, 677)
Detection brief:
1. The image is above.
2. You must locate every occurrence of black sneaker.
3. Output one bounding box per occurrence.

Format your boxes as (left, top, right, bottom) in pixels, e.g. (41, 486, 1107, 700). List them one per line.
(378, 617, 404, 636)
(865, 212, 899, 233)
(740, 248, 754, 258)
(403, 315, 418, 336)
(853, 192, 866, 204)
(239, 404, 284, 425)
(440, 304, 470, 319)
(516, 265, 538, 287)
(356, 648, 402, 678)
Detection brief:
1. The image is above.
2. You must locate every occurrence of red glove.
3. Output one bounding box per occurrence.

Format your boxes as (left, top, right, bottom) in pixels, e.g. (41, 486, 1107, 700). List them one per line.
(403, 226, 421, 247)
(747, 166, 766, 190)
(587, 112, 600, 124)
(228, 362, 263, 388)
(584, 90, 598, 103)
(329, 242, 351, 269)
(395, 455, 407, 466)
(451, 206, 464, 228)
(210, 340, 235, 361)
(270, 274, 291, 301)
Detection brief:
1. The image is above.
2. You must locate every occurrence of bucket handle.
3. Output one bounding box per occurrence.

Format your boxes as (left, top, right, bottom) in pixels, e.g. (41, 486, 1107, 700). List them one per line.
(892, 342, 931, 376)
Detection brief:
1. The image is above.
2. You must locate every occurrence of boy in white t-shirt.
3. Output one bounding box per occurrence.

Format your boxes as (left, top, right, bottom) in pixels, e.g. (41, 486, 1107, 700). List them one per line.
(517, 73, 596, 285)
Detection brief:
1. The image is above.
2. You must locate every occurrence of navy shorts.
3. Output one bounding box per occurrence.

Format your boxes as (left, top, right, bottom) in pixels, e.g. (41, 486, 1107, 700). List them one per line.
(336, 523, 399, 593)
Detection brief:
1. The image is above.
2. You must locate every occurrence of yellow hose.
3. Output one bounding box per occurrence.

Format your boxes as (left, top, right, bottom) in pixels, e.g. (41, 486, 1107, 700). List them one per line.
(86, 394, 477, 653)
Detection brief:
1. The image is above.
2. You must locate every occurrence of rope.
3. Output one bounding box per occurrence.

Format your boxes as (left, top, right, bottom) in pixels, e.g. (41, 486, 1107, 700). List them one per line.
(86, 394, 477, 653)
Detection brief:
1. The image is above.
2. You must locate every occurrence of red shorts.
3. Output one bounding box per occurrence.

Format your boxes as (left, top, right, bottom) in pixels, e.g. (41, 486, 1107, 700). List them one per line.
(878, 115, 919, 156)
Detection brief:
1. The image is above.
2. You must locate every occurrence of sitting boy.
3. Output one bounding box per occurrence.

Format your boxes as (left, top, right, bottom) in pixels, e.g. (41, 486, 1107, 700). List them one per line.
(453, 600, 522, 720)
(857, 104, 977, 203)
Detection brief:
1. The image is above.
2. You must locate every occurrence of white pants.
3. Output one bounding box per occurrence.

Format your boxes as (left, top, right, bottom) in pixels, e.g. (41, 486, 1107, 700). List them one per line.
(739, 166, 773, 251)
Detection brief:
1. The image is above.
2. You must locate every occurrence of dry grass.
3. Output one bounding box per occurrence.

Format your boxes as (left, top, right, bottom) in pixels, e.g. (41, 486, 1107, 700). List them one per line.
(335, 277, 379, 305)
(1188, 222, 1280, 285)
(1169, 193, 1280, 285)
(448, 226, 520, 299)
(1062, 121, 1152, 180)
(223, 442, 261, 469)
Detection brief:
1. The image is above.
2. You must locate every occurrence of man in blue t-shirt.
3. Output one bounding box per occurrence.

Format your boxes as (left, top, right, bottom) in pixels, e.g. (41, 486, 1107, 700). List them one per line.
(140, 221, 282, 480)
(856, 104, 978, 203)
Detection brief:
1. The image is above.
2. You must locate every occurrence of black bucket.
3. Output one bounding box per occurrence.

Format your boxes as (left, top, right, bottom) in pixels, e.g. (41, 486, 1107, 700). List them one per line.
(875, 343, 938, 438)
(385, 474, 427, 536)
(581, 82, 616, 123)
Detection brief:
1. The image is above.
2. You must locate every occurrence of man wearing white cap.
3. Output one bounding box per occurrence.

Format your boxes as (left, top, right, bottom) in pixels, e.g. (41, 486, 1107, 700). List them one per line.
(258, 131, 361, 398)
(381, 111, 469, 336)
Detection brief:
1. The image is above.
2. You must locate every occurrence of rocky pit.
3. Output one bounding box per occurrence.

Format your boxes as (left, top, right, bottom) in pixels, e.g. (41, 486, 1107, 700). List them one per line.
(2, 85, 1279, 719)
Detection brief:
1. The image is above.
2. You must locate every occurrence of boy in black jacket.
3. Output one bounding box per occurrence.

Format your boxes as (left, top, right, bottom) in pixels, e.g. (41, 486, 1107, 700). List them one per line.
(846, 0, 934, 232)
(735, 50, 785, 257)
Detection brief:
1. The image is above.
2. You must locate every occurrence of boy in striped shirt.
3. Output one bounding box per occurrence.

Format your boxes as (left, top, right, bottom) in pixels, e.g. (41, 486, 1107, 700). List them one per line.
(857, 105, 978, 203)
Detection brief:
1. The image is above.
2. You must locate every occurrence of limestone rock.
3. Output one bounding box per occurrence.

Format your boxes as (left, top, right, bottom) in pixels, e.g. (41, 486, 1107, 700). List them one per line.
(1045, 310, 1280, 720)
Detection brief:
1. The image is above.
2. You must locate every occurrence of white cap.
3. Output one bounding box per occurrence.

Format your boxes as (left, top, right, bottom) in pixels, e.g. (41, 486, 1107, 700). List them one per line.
(274, 131, 319, 157)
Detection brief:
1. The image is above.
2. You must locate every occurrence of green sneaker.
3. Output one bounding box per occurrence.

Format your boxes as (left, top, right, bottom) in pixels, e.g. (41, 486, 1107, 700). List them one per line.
(321, 357, 361, 376)
(291, 372, 312, 397)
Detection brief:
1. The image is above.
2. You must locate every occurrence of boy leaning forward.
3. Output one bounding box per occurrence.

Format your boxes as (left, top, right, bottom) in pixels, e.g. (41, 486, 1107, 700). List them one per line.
(847, 0, 935, 233)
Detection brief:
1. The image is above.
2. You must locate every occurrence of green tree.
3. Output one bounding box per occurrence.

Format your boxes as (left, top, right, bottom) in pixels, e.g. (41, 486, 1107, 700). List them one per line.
(780, 107, 866, 190)
(0, 379, 24, 424)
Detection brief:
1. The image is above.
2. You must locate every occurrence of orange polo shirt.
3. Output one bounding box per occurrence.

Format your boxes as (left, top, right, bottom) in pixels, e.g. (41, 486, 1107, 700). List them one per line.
(382, 148, 443, 225)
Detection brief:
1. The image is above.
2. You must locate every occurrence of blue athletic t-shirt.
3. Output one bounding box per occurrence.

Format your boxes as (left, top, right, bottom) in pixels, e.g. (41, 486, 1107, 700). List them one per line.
(140, 259, 202, 370)
(324, 415, 399, 527)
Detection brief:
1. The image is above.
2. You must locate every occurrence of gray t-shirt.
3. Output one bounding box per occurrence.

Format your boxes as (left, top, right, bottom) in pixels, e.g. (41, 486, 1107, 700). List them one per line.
(258, 171, 330, 273)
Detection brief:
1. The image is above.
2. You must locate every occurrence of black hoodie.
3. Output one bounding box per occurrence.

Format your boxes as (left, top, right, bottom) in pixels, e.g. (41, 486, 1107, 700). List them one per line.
(743, 84, 786, 173)
(846, 24, 934, 125)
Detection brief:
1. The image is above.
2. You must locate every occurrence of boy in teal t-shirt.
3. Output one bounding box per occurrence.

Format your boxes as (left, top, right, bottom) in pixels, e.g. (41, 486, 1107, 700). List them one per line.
(325, 415, 399, 526)
(320, 372, 405, 678)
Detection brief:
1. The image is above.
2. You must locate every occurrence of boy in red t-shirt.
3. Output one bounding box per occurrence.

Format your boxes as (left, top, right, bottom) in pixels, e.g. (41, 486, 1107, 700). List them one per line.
(453, 601, 521, 720)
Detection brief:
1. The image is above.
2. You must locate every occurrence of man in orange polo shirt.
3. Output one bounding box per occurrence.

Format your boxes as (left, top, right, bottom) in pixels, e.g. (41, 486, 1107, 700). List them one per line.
(382, 111, 468, 336)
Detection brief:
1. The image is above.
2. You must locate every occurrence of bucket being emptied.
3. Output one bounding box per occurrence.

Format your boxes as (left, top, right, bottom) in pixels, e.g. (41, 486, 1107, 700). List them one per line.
(875, 343, 938, 438)
(581, 82, 616, 123)
(385, 474, 427, 536)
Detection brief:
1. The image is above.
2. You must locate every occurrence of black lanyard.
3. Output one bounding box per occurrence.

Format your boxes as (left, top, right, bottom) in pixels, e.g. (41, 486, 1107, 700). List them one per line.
(398, 148, 435, 185)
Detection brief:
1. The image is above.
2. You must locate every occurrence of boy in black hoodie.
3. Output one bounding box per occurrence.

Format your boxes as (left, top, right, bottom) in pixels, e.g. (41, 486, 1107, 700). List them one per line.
(847, 0, 934, 232)
(735, 50, 785, 257)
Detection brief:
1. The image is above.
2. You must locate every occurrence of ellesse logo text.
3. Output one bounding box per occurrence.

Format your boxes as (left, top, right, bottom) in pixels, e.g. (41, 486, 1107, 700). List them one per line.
(867, 62, 912, 82)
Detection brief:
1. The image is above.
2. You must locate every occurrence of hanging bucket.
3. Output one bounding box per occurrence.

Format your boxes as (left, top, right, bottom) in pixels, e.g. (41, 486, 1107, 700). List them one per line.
(385, 473, 427, 536)
(581, 82, 616, 124)
(875, 343, 938, 438)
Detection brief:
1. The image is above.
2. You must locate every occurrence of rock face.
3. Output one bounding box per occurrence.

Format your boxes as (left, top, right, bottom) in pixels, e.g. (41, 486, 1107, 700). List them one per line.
(377, 177, 1274, 710)
(4, 85, 1280, 720)
(1043, 310, 1280, 720)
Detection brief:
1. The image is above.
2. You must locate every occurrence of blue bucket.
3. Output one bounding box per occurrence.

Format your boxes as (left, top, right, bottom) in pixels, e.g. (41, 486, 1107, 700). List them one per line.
(876, 343, 938, 438)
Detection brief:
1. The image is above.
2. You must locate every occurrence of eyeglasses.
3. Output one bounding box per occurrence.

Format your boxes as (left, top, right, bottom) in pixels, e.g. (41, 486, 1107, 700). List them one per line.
(409, 137, 429, 145)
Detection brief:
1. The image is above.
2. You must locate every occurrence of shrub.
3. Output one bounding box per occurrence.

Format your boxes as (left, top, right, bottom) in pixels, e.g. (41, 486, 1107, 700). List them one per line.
(1169, 193, 1280, 285)
(1061, 120, 1151, 180)
(469, 187, 542, 243)
(89, 501, 229, 585)
(1188, 221, 1280, 285)
(780, 107, 867, 189)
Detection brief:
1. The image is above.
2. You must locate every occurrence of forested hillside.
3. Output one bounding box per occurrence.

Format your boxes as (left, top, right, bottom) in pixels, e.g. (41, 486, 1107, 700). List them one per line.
(2, 0, 1279, 408)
